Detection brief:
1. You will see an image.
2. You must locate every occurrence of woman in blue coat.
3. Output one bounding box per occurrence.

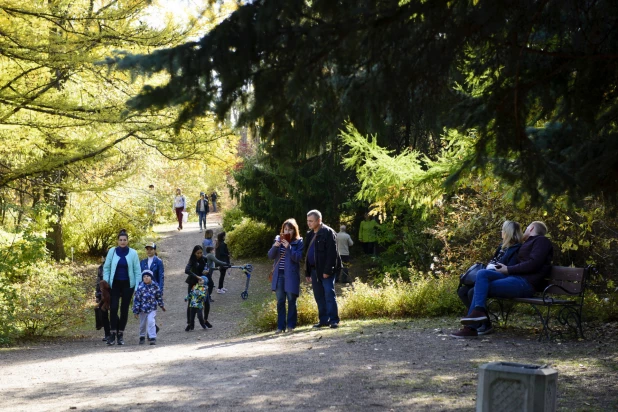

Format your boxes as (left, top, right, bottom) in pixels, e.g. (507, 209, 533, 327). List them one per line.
(267, 218, 304, 333)
(140, 242, 165, 295)
(103, 229, 141, 345)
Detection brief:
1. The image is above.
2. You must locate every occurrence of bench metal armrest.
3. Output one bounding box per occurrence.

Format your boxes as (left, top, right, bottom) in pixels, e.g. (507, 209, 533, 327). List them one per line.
(541, 284, 578, 304)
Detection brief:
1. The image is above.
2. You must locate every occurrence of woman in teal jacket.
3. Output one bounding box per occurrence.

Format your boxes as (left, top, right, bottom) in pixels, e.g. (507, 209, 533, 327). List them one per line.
(103, 229, 141, 345)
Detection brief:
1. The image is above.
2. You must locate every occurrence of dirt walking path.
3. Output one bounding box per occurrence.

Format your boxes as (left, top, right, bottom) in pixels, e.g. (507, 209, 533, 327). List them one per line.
(1, 216, 617, 411)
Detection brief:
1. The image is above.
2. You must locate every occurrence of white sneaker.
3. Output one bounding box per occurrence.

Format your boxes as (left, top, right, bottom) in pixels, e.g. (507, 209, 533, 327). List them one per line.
(221, 288, 228, 292)
(216, 289, 225, 294)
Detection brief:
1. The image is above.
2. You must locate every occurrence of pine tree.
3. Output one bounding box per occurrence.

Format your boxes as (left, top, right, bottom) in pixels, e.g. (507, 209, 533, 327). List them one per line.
(110, 0, 618, 206)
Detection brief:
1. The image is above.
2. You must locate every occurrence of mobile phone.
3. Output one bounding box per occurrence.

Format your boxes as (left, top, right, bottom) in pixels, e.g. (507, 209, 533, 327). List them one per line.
(281, 233, 292, 242)
(495, 264, 503, 269)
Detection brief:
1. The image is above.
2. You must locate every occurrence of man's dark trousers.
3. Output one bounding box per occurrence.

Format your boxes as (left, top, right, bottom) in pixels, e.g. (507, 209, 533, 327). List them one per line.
(311, 268, 339, 325)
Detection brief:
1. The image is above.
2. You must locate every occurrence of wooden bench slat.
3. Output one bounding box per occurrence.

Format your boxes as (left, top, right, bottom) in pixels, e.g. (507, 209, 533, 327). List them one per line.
(546, 281, 582, 295)
(549, 266, 585, 281)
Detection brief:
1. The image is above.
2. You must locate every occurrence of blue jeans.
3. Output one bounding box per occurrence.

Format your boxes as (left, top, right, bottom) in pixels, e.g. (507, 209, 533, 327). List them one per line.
(198, 211, 207, 230)
(275, 270, 297, 330)
(469, 269, 535, 313)
(311, 268, 339, 325)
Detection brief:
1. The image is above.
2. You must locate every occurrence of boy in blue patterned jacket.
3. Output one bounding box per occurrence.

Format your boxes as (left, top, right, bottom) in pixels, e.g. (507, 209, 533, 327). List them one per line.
(185, 276, 208, 330)
(133, 270, 166, 345)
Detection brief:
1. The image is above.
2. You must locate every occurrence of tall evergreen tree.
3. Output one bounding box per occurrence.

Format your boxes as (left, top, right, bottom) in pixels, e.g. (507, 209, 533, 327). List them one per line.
(110, 0, 618, 206)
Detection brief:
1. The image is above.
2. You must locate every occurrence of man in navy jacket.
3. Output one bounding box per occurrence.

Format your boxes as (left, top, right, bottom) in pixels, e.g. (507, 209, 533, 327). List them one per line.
(304, 209, 341, 329)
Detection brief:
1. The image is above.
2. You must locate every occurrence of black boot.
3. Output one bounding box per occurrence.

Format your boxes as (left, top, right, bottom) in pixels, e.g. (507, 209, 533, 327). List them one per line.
(107, 332, 116, 345)
(117, 332, 125, 345)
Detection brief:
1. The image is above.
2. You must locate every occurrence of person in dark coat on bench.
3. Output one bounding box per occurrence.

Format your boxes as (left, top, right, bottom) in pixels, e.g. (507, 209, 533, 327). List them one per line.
(451, 221, 553, 338)
(456, 220, 523, 336)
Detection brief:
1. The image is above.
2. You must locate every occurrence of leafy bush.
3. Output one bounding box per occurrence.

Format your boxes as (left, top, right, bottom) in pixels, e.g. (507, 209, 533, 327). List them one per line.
(246, 273, 461, 331)
(340, 274, 461, 319)
(222, 206, 245, 232)
(10, 263, 90, 337)
(245, 284, 318, 332)
(64, 202, 148, 257)
(227, 218, 274, 258)
(0, 261, 90, 342)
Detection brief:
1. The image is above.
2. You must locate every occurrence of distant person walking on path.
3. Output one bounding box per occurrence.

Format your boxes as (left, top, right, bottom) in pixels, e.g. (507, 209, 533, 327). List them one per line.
(268, 218, 304, 333)
(359, 213, 378, 255)
(147, 184, 156, 229)
(103, 229, 141, 346)
(132, 270, 166, 345)
(215, 231, 230, 294)
(196, 192, 209, 232)
(184, 246, 213, 331)
(210, 191, 218, 212)
(336, 225, 354, 283)
(173, 188, 186, 231)
(304, 210, 341, 329)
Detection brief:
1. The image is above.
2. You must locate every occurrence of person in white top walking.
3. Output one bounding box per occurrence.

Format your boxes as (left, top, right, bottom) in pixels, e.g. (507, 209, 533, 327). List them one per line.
(336, 225, 354, 283)
(172, 188, 186, 231)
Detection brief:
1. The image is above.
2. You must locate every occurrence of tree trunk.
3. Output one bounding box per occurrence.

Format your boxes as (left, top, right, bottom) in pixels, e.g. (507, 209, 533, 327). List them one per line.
(44, 170, 67, 261)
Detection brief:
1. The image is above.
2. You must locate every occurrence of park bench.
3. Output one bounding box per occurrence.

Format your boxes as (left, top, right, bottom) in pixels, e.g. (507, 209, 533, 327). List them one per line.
(488, 265, 593, 341)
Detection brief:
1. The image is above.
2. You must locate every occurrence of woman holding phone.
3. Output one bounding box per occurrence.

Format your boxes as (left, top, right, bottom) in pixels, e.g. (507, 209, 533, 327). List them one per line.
(267, 218, 304, 333)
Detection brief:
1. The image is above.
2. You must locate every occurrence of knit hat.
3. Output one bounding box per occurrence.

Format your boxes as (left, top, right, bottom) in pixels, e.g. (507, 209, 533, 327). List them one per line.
(142, 269, 154, 280)
(201, 276, 208, 283)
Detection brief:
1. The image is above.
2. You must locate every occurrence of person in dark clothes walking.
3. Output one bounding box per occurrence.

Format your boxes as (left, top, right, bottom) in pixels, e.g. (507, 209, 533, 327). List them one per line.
(184, 246, 213, 330)
(215, 231, 230, 294)
(210, 191, 218, 212)
(304, 210, 341, 329)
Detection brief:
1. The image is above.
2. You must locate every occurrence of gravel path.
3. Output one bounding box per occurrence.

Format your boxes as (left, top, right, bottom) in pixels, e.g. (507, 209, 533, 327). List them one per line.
(0, 216, 617, 411)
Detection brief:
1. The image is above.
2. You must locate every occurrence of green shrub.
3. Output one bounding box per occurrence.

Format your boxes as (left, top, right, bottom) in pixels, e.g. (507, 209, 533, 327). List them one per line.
(0, 261, 90, 341)
(227, 218, 274, 258)
(246, 273, 462, 331)
(64, 204, 147, 257)
(582, 287, 618, 322)
(340, 273, 461, 319)
(245, 284, 318, 332)
(222, 206, 245, 232)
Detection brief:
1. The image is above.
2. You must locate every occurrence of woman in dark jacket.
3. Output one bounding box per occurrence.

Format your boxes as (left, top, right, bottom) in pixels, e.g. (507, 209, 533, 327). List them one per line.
(456, 220, 523, 335)
(184, 245, 212, 330)
(215, 231, 230, 293)
(267, 218, 304, 333)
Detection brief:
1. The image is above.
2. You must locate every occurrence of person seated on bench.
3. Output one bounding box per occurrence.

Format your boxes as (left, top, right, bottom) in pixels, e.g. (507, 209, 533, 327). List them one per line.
(451, 221, 553, 338)
(456, 220, 523, 337)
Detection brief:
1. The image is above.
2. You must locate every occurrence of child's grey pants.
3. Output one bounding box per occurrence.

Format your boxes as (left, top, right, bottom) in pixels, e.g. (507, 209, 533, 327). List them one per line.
(139, 311, 157, 339)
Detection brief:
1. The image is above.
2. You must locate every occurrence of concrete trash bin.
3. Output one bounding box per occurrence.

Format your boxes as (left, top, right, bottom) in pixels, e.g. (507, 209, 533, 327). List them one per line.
(477, 362, 558, 412)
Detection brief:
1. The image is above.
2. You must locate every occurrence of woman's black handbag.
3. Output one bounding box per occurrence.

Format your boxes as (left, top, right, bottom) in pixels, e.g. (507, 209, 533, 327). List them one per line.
(459, 263, 486, 287)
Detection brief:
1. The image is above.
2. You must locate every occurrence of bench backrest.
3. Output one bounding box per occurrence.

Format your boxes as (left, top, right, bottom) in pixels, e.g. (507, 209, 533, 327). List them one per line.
(545, 266, 588, 296)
